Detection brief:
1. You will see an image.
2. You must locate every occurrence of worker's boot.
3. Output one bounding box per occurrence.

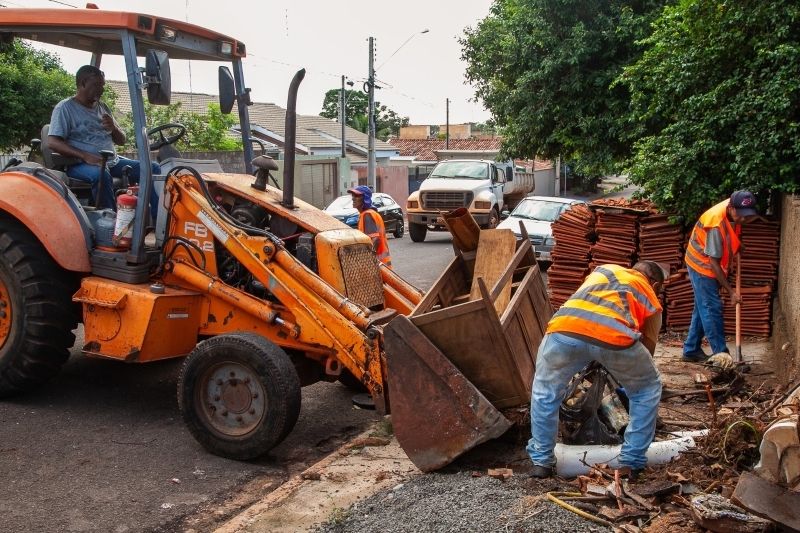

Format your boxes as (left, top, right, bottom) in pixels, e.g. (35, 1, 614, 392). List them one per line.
(529, 464, 554, 479)
(617, 465, 644, 481)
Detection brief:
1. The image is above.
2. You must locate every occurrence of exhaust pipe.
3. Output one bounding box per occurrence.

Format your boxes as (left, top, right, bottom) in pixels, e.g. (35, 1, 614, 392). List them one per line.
(282, 68, 305, 208)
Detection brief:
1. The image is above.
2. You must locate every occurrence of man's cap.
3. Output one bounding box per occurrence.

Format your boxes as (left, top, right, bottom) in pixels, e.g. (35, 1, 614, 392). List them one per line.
(730, 190, 758, 217)
(347, 185, 371, 196)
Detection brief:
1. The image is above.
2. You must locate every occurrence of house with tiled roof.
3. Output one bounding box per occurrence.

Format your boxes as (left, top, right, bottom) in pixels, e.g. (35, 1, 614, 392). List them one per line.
(106, 80, 405, 208)
(106, 80, 399, 164)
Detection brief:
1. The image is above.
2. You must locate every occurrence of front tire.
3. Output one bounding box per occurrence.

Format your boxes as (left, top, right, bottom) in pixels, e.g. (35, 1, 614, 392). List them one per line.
(0, 217, 78, 397)
(178, 333, 301, 460)
(485, 207, 500, 229)
(393, 219, 405, 238)
(409, 222, 427, 242)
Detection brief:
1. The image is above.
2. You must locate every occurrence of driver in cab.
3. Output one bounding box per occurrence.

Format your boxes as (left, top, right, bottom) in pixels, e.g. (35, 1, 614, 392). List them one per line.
(48, 65, 160, 217)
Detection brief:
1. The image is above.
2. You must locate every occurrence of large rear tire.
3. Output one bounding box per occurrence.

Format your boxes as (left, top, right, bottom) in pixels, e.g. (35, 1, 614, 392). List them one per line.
(178, 333, 302, 460)
(409, 222, 427, 242)
(0, 217, 78, 397)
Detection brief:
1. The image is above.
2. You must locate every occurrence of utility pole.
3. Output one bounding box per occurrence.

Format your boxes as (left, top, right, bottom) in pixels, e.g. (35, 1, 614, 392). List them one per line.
(340, 75, 347, 159)
(367, 36, 376, 190)
(446, 98, 450, 149)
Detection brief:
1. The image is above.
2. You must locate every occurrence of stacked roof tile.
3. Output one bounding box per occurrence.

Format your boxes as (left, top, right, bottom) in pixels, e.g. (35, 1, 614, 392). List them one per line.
(547, 203, 596, 308)
(546, 198, 780, 338)
(638, 213, 686, 275)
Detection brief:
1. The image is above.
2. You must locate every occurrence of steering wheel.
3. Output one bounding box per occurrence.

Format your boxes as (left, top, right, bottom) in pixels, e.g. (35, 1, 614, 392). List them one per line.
(147, 123, 187, 151)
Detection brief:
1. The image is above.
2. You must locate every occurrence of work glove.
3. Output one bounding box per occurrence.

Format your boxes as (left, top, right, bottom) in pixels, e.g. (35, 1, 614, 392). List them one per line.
(708, 352, 736, 370)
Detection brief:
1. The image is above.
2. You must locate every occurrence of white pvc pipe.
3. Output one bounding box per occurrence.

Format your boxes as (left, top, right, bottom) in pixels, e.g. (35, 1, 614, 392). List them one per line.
(554, 430, 709, 478)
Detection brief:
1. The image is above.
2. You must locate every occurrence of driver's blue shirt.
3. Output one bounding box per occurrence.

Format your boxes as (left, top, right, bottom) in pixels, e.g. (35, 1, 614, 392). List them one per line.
(49, 97, 119, 167)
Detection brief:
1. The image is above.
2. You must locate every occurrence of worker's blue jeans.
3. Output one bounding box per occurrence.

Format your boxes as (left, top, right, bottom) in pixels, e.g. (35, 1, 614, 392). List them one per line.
(68, 157, 160, 218)
(527, 332, 662, 470)
(683, 267, 729, 356)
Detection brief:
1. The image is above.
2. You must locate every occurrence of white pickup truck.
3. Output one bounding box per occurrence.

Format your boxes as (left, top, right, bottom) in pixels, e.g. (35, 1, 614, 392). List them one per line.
(405, 159, 535, 242)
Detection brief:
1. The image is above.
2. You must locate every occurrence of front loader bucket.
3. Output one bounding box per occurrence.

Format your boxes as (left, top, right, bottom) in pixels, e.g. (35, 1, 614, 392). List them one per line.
(383, 315, 512, 472)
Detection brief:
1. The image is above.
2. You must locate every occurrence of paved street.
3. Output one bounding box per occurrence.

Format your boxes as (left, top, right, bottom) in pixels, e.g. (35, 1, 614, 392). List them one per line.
(0, 231, 454, 533)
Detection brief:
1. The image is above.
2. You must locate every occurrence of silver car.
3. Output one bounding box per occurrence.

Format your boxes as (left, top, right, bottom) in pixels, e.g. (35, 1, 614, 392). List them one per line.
(497, 196, 586, 267)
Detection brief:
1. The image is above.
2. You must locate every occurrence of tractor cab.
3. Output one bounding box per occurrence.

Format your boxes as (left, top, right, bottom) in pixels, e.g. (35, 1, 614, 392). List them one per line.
(0, 7, 257, 270)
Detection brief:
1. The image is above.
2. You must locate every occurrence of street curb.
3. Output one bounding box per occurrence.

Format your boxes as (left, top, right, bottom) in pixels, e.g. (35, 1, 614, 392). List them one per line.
(215, 422, 421, 533)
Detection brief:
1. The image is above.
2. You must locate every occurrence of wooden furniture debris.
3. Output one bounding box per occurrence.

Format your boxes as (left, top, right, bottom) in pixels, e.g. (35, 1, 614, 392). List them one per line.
(409, 218, 553, 409)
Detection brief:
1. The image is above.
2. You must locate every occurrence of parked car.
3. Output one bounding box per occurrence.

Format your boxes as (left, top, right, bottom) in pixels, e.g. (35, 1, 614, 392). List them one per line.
(324, 192, 405, 238)
(497, 196, 586, 267)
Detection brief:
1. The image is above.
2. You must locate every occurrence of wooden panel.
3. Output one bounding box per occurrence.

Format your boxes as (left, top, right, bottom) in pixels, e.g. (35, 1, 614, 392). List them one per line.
(411, 256, 468, 316)
(408, 240, 555, 410)
(469, 229, 517, 315)
(413, 305, 526, 408)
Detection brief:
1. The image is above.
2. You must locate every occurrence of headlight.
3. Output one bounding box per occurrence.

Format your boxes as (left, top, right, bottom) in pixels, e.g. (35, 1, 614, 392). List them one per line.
(474, 201, 491, 209)
(407, 200, 419, 209)
(545, 236, 556, 246)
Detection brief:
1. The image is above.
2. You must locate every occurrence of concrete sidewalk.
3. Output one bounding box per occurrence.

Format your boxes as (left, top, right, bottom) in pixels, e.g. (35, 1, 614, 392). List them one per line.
(215, 429, 421, 533)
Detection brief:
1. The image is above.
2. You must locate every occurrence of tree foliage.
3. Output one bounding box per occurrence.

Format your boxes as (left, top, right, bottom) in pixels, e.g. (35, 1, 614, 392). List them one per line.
(621, 0, 800, 219)
(0, 40, 74, 151)
(461, 0, 667, 177)
(319, 88, 409, 140)
(119, 101, 242, 152)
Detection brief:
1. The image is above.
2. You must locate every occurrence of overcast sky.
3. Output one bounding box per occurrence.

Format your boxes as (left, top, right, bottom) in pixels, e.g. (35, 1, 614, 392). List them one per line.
(9, 0, 495, 125)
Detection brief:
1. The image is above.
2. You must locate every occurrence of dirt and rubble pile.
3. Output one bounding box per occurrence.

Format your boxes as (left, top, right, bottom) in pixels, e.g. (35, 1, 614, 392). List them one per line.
(315, 471, 608, 533)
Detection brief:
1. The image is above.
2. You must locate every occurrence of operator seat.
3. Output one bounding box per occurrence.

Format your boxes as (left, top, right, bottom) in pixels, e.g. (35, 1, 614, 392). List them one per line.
(40, 124, 124, 202)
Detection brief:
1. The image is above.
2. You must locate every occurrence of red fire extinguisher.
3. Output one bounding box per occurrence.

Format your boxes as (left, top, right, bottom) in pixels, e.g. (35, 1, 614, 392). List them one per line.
(113, 189, 137, 249)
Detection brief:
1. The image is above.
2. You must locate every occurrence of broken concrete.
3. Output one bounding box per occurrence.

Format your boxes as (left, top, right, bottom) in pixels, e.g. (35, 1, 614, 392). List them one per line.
(754, 414, 800, 487)
(690, 493, 773, 533)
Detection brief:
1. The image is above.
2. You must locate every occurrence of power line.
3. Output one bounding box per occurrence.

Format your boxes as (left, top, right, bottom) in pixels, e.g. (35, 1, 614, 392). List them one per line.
(46, 0, 79, 7)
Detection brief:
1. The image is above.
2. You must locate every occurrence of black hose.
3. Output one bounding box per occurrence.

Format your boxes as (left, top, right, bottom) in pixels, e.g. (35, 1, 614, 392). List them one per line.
(166, 166, 282, 245)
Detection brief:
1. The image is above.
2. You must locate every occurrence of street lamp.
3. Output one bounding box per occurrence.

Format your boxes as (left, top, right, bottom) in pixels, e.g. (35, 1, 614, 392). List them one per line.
(367, 29, 430, 189)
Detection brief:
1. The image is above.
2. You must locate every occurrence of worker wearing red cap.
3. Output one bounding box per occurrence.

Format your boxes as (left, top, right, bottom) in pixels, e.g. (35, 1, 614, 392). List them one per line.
(348, 185, 392, 268)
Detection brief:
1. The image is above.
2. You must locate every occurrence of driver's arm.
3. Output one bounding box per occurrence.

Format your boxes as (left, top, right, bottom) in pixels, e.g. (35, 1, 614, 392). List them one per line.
(110, 121, 126, 146)
(102, 105, 126, 145)
(47, 135, 102, 166)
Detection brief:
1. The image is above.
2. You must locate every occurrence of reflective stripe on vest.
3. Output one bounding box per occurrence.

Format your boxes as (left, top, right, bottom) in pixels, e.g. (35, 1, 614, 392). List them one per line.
(684, 199, 740, 278)
(547, 265, 662, 347)
(358, 209, 392, 268)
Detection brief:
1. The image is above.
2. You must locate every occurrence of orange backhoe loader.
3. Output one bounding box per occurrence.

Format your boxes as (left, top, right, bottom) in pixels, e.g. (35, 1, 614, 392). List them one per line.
(0, 7, 546, 470)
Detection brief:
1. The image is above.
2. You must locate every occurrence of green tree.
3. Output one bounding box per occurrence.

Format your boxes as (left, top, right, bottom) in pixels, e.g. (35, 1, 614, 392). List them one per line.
(319, 88, 409, 140)
(621, 0, 800, 220)
(460, 0, 667, 177)
(0, 39, 74, 151)
(471, 120, 499, 136)
(119, 101, 241, 152)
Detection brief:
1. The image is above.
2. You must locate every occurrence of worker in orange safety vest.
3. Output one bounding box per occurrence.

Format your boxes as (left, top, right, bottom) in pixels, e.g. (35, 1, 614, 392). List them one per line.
(682, 190, 759, 363)
(348, 185, 392, 268)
